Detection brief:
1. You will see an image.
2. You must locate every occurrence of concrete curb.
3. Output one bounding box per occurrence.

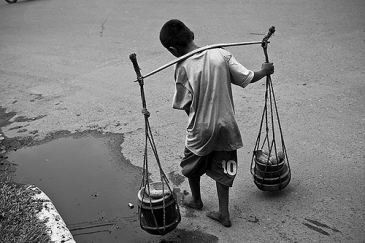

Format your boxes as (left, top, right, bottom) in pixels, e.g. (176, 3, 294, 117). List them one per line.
(27, 185, 75, 243)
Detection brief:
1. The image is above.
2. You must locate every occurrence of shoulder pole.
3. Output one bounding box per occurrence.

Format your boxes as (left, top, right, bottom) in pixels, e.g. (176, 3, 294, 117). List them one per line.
(130, 40, 266, 82)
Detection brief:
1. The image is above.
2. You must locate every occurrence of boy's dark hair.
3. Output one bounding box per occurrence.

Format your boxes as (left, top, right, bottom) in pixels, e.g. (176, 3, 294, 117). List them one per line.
(160, 19, 194, 49)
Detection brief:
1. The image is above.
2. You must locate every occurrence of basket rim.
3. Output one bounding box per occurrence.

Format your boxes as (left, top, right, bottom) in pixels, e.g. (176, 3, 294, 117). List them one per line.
(138, 186, 172, 204)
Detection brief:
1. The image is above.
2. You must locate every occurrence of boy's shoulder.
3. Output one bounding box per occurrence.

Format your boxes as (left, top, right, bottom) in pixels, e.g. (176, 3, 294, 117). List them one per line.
(212, 48, 232, 58)
(207, 48, 232, 65)
(189, 48, 232, 62)
(175, 48, 232, 71)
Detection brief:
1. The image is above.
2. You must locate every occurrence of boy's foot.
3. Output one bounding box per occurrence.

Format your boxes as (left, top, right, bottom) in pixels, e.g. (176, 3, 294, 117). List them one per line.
(206, 211, 232, 227)
(182, 191, 203, 210)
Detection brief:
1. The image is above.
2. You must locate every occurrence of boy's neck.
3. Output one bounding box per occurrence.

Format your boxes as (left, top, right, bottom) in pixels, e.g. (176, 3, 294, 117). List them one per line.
(170, 41, 200, 57)
(184, 42, 200, 55)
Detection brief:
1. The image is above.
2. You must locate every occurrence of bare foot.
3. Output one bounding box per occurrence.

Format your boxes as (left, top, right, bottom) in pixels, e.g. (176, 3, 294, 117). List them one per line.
(182, 191, 203, 210)
(206, 211, 231, 227)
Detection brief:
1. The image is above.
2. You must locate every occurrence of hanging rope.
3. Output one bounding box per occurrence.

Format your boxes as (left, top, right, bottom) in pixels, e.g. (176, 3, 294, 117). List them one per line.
(250, 27, 291, 191)
(129, 54, 181, 235)
(130, 54, 168, 186)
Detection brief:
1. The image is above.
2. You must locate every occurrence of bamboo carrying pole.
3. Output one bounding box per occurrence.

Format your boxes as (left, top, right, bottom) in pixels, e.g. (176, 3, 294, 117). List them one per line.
(140, 41, 263, 80)
(130, 26, 275, 82)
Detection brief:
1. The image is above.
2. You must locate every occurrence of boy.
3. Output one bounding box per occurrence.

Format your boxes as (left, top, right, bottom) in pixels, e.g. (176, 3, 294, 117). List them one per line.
(159, 19, 274, 227)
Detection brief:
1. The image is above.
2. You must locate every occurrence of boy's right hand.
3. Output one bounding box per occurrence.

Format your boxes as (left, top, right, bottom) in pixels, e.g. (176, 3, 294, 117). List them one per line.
(262, 62, 274, 75)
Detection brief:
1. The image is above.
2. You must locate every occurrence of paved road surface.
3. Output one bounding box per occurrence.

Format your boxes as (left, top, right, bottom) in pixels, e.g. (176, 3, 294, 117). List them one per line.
(1, 0, 364, 242)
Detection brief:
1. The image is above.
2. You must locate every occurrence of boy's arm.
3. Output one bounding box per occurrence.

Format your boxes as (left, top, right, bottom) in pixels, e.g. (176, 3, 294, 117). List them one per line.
(250, 62, 274, 83)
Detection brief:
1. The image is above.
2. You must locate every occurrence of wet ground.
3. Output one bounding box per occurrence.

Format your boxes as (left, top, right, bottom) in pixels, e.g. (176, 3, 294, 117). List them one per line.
(9, 133, 140, 242)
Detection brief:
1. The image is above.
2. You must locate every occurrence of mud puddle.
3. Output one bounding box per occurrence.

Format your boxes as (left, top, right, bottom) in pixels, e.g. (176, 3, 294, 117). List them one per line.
(7, 133, 159, 242)
(6, 132, 219, 242)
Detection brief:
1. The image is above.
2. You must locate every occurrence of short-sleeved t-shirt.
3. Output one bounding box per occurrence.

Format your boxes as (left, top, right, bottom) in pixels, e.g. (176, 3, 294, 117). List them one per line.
(173, 48, 254, 156)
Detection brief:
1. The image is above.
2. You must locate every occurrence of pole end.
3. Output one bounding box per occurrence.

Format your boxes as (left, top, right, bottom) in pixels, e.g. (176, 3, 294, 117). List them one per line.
(262, 26, 276, 48)
(129, 53, 137, 62)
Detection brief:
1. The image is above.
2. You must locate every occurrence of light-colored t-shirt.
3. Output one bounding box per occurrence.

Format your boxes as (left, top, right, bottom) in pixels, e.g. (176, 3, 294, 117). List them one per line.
(173, 48, 254, 156)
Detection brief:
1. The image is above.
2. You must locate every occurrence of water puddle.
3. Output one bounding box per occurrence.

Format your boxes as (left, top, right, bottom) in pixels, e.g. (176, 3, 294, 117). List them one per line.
(7, 133, 160, 242)
(7, 132, 218, 242)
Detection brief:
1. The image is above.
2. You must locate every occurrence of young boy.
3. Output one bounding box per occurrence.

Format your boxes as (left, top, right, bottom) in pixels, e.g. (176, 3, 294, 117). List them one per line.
(159, 19, 274, 227)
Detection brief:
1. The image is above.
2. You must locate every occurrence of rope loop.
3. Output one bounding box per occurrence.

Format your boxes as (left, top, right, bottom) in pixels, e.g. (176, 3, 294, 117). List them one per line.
(141, 108, 150, 118)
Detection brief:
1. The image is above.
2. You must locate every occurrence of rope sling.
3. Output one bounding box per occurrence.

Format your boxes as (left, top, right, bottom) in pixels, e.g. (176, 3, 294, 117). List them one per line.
(129, 26, 288, 235)
(130, 53, 181, 235)
(250, 27, 291, 191)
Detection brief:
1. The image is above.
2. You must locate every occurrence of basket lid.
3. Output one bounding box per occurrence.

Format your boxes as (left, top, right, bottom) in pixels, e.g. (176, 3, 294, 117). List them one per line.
(138, 182, 172, 204)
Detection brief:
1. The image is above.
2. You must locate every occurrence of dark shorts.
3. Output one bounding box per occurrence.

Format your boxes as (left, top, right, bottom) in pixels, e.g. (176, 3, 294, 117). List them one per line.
(180, 147, 238, 187)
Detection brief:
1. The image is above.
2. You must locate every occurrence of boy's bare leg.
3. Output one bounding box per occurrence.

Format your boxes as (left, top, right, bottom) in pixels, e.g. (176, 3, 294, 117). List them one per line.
(206, 181, 232, 227)
(183, 177, 203, 209)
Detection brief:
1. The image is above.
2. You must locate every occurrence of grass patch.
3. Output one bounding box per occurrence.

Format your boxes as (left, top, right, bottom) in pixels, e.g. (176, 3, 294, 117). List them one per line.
(0, 179, 52, 243)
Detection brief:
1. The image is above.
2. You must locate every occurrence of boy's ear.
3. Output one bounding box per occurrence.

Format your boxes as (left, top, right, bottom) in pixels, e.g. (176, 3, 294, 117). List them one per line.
(168, 47, 180, 57)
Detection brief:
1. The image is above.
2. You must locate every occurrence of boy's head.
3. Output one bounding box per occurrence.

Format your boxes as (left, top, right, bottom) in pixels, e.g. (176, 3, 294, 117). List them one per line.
(160, 19, 194, 55)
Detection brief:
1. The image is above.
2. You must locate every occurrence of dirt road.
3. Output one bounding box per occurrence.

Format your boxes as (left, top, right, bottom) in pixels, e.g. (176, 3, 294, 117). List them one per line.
(1, 0, 364, 242)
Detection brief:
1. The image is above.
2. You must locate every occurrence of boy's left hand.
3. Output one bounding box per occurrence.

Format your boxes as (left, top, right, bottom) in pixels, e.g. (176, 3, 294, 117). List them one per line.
(262, 62, 274, 75)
